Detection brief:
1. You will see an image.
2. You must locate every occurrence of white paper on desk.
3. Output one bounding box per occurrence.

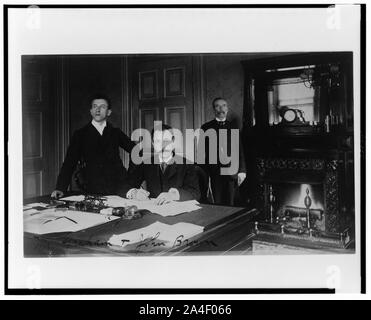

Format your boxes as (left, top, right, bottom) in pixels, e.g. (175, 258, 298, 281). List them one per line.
(23, 208, 40, 216)
(108, 221, 204, 248)
(23, 208, 119, 235)
(60, 195, 86, 202)
(144, 200, 201, 217)
(23, 202, 49, 210)
(103, 195, 156, 208)
(104, 196, 201, 216)
(103, 195, 131, 207)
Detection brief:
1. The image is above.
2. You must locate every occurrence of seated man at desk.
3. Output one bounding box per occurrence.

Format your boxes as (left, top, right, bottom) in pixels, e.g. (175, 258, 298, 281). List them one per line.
(51, 94, 136, 198)
(118, 124, 201, 205)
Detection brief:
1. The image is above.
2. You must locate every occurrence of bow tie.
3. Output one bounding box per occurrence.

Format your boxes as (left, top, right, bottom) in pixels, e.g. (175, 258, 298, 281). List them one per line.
(217, 121, 226, 127)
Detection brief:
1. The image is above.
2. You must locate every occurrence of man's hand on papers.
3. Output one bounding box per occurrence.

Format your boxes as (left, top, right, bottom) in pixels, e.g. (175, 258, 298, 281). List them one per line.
(132, 188, 150, 201)
(51, 190, 64, 199)
(155, 191, 178, 205)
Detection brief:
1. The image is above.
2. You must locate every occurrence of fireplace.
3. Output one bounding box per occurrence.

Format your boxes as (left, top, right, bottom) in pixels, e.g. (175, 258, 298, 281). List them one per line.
(255, 157, 351, 247)
(240, 53, 354, 251)
(270, 183, 325, 231)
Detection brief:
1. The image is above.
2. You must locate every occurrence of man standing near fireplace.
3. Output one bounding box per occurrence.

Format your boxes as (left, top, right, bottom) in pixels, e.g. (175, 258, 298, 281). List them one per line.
(199, 97, 246, 206)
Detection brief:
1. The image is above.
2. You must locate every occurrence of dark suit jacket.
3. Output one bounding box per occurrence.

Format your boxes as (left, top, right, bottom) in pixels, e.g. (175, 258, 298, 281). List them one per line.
(118, 155, 201, 201)
(56, 122, 135, 195)
(200, 119, 246, 179)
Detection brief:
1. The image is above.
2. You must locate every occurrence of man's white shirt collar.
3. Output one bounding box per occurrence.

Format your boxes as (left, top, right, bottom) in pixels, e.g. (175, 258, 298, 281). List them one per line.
(215, 118, 227, 122)
(158, 153, 173, 164)
(91, 120, 107, 135)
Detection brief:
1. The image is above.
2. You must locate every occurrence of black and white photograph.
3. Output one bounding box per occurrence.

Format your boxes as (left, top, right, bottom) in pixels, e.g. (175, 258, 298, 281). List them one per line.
(4, 4, 364, 293)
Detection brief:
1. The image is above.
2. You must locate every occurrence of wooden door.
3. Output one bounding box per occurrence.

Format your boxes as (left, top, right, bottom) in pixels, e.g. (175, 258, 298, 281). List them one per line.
(130, 56, 195, 158)
(22, 57, 58, 199)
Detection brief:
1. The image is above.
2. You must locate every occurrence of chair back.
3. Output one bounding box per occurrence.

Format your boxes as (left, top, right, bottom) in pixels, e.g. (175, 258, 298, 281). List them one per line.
(194, 165, 210, 203)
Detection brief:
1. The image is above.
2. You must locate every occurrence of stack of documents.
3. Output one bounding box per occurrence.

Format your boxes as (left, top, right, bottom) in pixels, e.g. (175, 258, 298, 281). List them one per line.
(108, 221, 204, 250)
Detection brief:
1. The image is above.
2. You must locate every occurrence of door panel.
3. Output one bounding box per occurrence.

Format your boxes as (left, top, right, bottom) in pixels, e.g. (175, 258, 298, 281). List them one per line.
(139, 107, 159, 153)
(131, 56, 195, 159)
(23, 111, 43, 158)
(164, 106, 186, 132)
(23, 172, 42, 199)
(22, 57, 58, 198)
(139, 70, 158, 100)
(164, 67, 185, 98)
(23, 72, 43, 102)
(164, 105, 186, 155)
(139, 107, 159, 131)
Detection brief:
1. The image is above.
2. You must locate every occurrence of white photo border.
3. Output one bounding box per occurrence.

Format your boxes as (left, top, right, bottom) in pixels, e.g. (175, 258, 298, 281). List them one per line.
(5, 4, 363, 294)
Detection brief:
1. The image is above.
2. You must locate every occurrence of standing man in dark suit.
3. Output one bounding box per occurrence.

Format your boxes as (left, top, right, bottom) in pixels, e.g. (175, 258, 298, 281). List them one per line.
(118, 124, 200, 204)
(200, 97, 246, 206)
(51, 94, 135, 198)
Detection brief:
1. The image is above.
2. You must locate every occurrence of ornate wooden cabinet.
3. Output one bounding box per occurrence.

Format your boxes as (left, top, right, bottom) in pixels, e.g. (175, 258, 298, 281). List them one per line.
(241, 53, 354, 243)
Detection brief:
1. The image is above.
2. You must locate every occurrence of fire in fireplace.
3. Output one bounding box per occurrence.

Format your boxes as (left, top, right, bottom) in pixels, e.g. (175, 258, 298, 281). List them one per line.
(272, 183, 325, 231)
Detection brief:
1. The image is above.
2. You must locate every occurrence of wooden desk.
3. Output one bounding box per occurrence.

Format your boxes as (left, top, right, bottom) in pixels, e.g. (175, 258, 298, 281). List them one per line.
(24, 196, 258, 257)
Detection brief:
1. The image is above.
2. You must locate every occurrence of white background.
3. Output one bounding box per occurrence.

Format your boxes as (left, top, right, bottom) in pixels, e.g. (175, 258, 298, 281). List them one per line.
(1, 0, 368, 299)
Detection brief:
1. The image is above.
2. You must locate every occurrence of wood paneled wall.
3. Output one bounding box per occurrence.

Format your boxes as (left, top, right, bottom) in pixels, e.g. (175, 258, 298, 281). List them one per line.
(23, 53, 279, 196)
